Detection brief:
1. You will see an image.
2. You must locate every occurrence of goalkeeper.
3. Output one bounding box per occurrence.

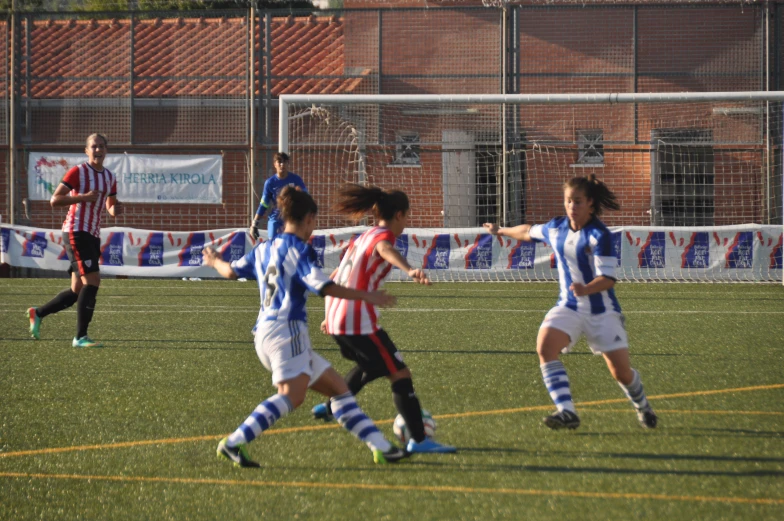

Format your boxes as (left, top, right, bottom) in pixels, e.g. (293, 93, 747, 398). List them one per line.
(249, 152, 307, 242)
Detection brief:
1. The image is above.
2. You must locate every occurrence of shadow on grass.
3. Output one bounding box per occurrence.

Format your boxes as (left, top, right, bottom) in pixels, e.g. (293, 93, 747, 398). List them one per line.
(573, 429, 784, 439)
(381, 453, 784, 477)
(0, 337, 251, 350)
(459, 446, 784, 463)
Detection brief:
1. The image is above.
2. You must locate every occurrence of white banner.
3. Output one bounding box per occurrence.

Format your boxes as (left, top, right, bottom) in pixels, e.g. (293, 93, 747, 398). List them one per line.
(1, 224, 780, 281)
(28, 153, 223, 204)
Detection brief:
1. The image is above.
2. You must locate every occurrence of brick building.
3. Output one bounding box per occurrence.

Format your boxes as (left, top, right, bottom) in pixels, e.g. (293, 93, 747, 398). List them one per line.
(0, 1, 780, 233)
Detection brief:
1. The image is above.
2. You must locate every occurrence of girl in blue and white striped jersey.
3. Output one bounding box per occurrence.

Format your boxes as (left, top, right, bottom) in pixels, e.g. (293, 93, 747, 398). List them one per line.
(484, 175, 657, 431)
(202, 187, 408, 467)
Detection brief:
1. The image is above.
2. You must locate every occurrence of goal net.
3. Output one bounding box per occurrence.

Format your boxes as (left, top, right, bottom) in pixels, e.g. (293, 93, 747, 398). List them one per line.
(280, 93, 784, 282)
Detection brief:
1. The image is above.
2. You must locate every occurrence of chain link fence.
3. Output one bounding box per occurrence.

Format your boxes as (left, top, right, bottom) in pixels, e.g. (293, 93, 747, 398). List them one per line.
(0, 1, 780, 232)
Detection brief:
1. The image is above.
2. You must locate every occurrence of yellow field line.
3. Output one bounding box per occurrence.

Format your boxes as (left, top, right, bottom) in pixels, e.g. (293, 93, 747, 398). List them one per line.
(0, 471, 781, 506)
(586, 409, 784, 416)
(435, 383, 784, 419)
(1, 383, 781, 459)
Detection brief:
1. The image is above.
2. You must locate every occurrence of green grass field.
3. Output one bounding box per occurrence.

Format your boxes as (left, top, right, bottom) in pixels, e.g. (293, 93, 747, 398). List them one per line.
(1, 279, 783, 520)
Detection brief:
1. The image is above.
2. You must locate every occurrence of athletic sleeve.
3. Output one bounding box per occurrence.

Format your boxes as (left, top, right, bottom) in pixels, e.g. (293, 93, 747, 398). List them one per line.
(367, 228, 396, 252)
(592, 229, 617, 280)
(295, 174, 308, 193)
(108, 173, 117, 197)
(61, 166, 81, 191)
(230, 244, 260, 280)
(529, 218, 560, 246)
(258, 179, 274, 215)
(296, 245, 333, 295)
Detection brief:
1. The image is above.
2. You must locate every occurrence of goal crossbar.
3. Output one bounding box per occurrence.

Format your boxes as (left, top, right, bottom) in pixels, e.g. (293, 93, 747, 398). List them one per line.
(279, 91, 784, 153)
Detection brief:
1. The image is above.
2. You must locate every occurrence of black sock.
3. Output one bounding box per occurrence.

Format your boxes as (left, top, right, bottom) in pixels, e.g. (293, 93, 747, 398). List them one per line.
(76, 285, 99, 339)
(392, 378, 426, 443)
(36, 289, 79, 318)
(344, 365, 380, 396)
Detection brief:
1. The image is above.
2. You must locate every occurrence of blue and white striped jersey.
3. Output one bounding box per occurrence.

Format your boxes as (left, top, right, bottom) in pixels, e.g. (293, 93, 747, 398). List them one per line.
(231, 233, 333, 329)
(529, 216, 621, 315)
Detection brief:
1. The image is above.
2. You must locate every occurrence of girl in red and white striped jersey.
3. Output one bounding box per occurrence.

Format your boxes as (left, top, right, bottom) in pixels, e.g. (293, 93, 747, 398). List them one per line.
(27, 133, 122, 348)
(315, 184, 456, 454)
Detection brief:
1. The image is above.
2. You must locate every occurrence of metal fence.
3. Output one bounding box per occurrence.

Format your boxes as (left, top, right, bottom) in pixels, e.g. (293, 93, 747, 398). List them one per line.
(0, 2, 781, 232)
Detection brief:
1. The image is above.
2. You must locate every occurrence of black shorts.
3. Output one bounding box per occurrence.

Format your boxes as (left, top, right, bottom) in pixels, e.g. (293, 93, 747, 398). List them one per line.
(332, 329, 407, 378)
(63, 231, 101, 276)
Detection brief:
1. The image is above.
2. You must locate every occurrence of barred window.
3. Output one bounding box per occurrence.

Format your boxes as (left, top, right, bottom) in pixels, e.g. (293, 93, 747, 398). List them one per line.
(390, 131, 421, 167)
(576, 129, 604, 165)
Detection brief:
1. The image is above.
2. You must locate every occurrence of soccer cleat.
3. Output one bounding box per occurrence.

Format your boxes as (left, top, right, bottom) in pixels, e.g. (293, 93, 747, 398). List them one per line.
(27, 308, 41, 340)
(311, 402, 334, 422)
(406, 437, 457, 454)
(637, 407, 658, 429)
(216, 437, 260, 468)
(373, 446, 409, 464)
(72, 336, 104, 348)
(543, 410, 581, 430)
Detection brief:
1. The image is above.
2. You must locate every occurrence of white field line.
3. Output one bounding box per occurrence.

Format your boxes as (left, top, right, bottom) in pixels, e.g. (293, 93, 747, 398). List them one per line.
(1, 306, 783, 314)
(3, 283, 780, 296)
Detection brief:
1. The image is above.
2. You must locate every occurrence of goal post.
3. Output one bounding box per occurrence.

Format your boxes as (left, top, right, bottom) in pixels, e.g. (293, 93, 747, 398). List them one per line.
(278, 92, 784, 282)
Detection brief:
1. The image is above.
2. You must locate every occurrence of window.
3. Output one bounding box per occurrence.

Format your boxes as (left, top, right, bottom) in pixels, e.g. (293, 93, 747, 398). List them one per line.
(576, 129, 604, 165)
(651, 129, 715, 226)
(389, 131, 421, 167)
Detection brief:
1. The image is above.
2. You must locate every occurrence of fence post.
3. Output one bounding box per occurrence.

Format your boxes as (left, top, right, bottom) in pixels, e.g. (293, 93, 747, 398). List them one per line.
(249, 4, 256, 225)
(8, 0, 15, 225)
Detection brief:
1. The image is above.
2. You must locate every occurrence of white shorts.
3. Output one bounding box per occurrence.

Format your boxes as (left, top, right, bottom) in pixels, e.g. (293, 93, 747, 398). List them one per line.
(254, 319, 331, 386)
(540, 306, 628, 355)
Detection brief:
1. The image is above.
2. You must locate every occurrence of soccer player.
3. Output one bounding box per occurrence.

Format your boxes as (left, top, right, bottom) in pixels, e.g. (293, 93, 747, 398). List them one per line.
(312, 184, 457, 454)
(484, 174, 657, 430)
(203, 186, 407, 467)
(27, 133, 122, 348)
(249, 152, 307, 242)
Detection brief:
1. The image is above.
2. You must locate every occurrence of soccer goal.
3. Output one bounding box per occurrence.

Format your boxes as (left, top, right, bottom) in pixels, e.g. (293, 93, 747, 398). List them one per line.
(279, 92, 784, 282)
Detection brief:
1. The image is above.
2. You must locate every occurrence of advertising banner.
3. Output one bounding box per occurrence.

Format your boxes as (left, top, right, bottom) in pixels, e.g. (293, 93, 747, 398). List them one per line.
(0, 224, 781, 281)
(28, 153, 222, 204)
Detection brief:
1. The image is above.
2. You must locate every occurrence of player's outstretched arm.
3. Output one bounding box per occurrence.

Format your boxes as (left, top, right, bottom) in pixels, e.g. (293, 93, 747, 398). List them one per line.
(376, 240, 432, 285)
(483, 222, 532, 242)
(202, 246, 237, 280)
(322, 283, 396, 308)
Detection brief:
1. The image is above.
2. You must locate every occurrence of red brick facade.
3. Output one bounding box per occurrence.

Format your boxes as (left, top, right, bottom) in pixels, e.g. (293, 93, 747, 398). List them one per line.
(1, 3, 780, 233)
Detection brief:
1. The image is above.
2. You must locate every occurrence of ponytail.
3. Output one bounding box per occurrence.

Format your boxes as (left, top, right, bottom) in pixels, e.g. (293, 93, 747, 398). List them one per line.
(277, 186, 317, 223)
(336, 184, 409, 222)
(564, 174, 620, 216)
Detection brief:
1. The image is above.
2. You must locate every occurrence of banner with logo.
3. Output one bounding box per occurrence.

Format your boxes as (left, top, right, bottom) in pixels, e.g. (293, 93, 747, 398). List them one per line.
(28, 153, 222, 204)
(0, 225, 250, 277)
(0, 224, 781, 281)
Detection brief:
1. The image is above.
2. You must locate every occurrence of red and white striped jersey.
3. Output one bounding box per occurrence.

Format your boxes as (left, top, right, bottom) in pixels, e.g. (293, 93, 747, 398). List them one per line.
(60, 163, 117, 238)
(325, 226, 397, 335)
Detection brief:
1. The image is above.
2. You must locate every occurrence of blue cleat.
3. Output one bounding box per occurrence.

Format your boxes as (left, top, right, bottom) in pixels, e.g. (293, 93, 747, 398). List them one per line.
(311, 402, 334, 422)
(406, 437, 457, 454)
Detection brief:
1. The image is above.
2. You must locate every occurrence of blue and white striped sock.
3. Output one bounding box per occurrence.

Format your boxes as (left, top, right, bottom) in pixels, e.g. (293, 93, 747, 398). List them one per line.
(619, 369, 651, 411)
(541, 360, 576, 413)
(331, 392, 391, 452)
(227, 393, 293, 447)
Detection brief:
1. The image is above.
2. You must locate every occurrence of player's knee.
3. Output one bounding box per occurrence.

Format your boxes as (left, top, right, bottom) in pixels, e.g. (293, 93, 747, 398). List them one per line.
(391, 377, 415, 397)
(388, 367, 412, 383)
(536, 342, 560, 362)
